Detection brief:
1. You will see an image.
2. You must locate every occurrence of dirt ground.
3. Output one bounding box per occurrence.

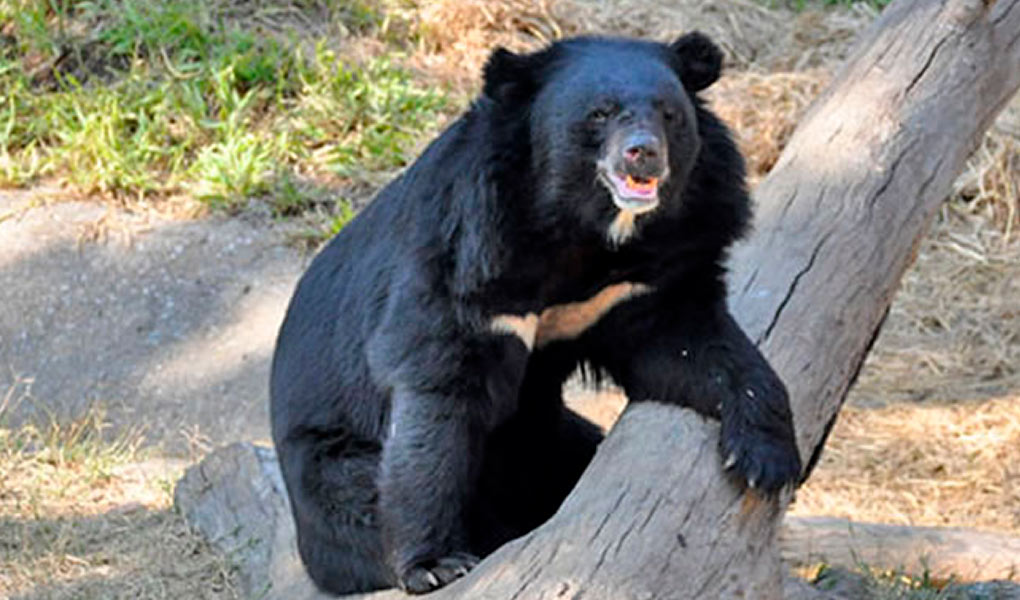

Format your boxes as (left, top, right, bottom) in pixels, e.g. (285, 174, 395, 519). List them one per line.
(0, 190, 301, 456)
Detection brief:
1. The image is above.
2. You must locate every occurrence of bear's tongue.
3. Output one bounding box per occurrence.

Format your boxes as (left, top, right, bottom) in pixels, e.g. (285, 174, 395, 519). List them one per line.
(612, 172, 658, 200)
(625, 175, 658, 196)
(601, 170, 660, 212)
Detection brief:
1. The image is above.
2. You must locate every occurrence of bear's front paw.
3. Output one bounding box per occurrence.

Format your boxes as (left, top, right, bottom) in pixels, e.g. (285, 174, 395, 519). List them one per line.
(398, 552, 479, 594)
(719, 416, 801, 493)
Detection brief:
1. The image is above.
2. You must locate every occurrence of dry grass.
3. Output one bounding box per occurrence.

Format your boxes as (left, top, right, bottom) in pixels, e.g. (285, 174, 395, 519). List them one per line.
(851, 212, 1020, 407)
(791, 395, 1020, 534)
(0, 387, 239, 599)
(417, 0, 570, 52)
(409, 0, 1020, 241)
(565, 0, 875, 69)
(408, 0, 580, 90)
(791, 205, 1020, 539)
(709, 70, 830, 181)
(954, 106, 1020, 239)
(409, 0, 874, 91)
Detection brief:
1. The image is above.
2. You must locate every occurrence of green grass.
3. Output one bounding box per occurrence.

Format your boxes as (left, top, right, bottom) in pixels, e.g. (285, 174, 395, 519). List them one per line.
(0, 381, 144, 490)
(808, 563, 1016, 600)
(0, 0, 450, 216)
(770, 0, 892, 11)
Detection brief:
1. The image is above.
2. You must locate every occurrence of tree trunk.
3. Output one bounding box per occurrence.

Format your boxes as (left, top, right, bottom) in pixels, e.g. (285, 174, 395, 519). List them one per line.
(406, 0, 1020, 597)
(728, 0, 1020, 476)
(178, 0, 1020, 597)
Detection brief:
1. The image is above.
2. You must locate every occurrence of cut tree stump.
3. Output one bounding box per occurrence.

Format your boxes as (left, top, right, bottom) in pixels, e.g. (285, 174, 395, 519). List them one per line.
(176, 0, 1020, 597)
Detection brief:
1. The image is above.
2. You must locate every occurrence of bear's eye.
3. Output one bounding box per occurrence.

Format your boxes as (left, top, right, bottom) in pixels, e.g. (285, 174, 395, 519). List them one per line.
(662, 108, 677, 122)
(587, 106, 614, 124)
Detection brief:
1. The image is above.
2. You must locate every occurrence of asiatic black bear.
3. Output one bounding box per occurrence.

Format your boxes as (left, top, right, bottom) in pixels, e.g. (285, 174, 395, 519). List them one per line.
(270, 32, 801, 595)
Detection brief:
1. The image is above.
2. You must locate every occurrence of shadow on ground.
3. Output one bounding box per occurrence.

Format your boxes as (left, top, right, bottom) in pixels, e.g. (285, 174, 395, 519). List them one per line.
(0, 192, 309, 455)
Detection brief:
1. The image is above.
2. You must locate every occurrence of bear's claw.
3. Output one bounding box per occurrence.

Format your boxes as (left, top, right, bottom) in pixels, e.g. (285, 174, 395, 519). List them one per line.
(399, 552, 480, 594)
(719, 425, 801, 493)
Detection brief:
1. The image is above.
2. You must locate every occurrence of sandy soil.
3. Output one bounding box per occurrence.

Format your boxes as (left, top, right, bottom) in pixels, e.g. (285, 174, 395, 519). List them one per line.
(0, 190, 305, 455)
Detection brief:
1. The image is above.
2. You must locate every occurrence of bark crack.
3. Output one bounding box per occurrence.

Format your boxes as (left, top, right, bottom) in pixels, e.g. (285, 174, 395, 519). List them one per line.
(905, 36, 949, 96)
(692, 565, 722, 599)
(590, 542, 613, 579)
(873, 32, 901, 66)
(916, 157, 944, 202)
(508, 563, 545, 600)
(739, 267, 758, 297)
(993, 0, 1018, 25)
(588, 487, 628, 543)
(638, 495, 663, 533)
(547, 538, 563, 565)
(655, 537, 683, 582)
(613, 487, 652, 556)
(826, 124, 844, 143)
(514, 531, 536, 558)
(778, 187, 799, 223)
(868, 139, 919, 218)
(756, 230, 832, 345)
(1005, 22, 1020, 53)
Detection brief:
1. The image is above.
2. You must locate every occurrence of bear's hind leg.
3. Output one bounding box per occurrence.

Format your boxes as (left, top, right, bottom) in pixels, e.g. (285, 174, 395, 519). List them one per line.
(469, 403, 603, 555)
(278, 434, 392, 594)
(377, 388, 488, 594)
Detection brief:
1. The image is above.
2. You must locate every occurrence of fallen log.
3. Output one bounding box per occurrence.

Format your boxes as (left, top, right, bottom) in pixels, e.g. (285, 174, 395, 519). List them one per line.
(782, 516, 1020, 582)
(175, 443, 1020, 599)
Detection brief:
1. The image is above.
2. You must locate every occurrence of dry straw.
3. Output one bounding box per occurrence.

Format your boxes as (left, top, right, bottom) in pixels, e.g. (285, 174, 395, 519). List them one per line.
(790, 396, 1020, 533)
(411, 0, 875, 83)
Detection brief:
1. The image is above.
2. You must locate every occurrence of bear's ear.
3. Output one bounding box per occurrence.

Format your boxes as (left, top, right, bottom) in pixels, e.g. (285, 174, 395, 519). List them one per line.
(669, 31, 723, 92)
(482, 47, 543, 103)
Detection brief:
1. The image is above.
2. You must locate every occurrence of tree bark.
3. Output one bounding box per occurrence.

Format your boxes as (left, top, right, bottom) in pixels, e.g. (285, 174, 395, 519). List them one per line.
(177, 1, 1020, 598)
(413, 0, 1020, 597)
(728, 0, 1020, 474)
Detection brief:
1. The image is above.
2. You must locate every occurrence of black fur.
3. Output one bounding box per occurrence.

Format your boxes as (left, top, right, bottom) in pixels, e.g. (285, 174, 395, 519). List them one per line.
(270, 33, 801, 595)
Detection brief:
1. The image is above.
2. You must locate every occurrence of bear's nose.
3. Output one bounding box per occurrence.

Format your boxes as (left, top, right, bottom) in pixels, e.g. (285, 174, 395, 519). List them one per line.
(622, 131, 661, 164)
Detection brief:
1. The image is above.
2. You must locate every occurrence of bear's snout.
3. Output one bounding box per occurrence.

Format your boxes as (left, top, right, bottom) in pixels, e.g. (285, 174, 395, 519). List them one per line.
(622, 130, 664, 171)
(612, 127, 669, 184)
(597, 125, 670, 214)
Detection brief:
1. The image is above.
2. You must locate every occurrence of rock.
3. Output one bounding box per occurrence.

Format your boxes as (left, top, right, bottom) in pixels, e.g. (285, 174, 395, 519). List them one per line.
(175, 443, 410, 600)
(174, 442, 328, 600)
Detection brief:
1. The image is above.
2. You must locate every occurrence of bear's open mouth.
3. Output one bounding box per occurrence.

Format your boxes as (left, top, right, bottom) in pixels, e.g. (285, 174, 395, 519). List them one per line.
(599, 169, 661, 214)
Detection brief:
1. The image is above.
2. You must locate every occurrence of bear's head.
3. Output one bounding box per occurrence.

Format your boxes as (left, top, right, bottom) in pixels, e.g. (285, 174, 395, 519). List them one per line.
(483, 32, 726, 246)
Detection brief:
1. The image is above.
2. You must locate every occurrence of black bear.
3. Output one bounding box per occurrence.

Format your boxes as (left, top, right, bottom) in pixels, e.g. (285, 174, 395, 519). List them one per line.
(270, 32, 802, 595)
